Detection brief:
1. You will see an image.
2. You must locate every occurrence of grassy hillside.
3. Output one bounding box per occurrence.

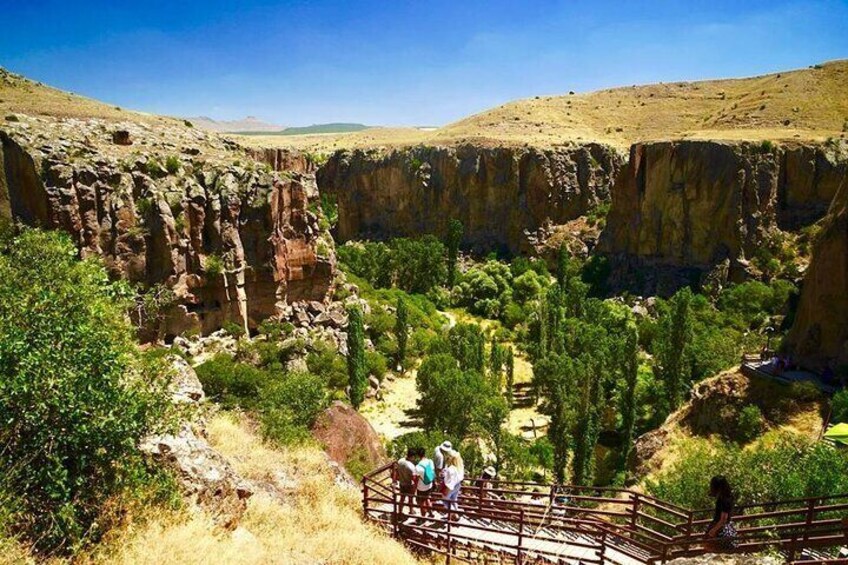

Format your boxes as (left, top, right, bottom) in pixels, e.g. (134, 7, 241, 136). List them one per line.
(241, 60, 848, 152)
(0, 67, 174, 126)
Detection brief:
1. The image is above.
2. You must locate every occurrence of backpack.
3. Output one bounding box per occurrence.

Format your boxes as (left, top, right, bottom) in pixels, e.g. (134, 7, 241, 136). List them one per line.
(419, 460, 435, 485)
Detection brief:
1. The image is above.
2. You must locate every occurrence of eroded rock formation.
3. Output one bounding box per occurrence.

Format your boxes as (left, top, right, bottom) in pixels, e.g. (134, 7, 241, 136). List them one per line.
(318, 144, 622, 254)
(787, 179, 848, 368)
(599, 140, 846, 295)
(0, 116, 335, 339)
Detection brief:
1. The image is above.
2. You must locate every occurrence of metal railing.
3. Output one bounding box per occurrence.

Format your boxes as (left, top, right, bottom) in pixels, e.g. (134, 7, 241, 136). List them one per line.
(362, 463, 848, 564)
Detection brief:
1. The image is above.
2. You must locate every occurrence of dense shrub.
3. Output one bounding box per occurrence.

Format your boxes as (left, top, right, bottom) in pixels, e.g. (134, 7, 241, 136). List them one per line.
(453, 260, 513, 317)
(338, 236, 446, 293)
(261, 372, 328, 446)
(196, 354, 269, 410)
(718, 280, 795, 330)
(0, 229, 173, 552)
(831, 389, 848, 423)
(647, 433, 848, 510)
(737, 404, 766, 443)
(306, 341, 348, 390)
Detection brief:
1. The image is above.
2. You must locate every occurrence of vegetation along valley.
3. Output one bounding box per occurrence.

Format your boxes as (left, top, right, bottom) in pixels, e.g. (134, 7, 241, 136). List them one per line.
(1, 2, 848, 564)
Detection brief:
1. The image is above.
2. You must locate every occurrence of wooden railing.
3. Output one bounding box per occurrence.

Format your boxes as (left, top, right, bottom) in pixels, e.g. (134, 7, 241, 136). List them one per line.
(362, 463, 848, 564)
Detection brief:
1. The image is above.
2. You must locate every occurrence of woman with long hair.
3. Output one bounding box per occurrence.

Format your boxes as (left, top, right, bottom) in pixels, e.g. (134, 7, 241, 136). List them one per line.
(442, 450, 465, 520)
(705, 475, 737, 550)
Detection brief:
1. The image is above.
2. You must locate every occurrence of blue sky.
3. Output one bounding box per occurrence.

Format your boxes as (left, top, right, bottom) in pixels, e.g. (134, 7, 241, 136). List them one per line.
(1, 0, 847, 126)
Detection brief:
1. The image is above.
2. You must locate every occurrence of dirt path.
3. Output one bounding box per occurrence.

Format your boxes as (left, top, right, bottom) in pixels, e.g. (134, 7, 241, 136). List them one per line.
(361, 308, 547, 443)
(361, 369, 422, 441)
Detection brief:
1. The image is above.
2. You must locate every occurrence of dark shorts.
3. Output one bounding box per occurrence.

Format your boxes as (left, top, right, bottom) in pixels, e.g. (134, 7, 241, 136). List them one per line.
(417, 488, 433, 501)
(399, 482, 416, 495)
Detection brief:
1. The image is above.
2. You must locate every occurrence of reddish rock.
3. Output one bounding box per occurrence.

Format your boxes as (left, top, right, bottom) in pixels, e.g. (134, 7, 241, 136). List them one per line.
(311, 401, 387, 472)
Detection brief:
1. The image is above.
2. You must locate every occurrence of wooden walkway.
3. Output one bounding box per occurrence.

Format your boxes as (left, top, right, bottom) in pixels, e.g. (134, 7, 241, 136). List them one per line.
(362, 463, 848, 564)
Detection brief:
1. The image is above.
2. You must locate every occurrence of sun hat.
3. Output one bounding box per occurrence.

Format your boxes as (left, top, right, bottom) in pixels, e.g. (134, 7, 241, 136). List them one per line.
(483, 466, 497, 478)
(439, 441, 453, 451)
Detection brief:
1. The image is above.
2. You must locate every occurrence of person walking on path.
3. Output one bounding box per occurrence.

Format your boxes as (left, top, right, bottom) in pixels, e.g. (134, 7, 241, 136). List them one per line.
(434, 440, 451, 482)
(705, 475, 737, 551)
(392, 447, 418, 516)
(414, 447, 436, 517)
(442, 449, 465, 521)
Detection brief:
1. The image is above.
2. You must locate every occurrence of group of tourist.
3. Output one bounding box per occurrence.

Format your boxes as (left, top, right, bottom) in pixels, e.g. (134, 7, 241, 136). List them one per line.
(392, 441, 498, 520)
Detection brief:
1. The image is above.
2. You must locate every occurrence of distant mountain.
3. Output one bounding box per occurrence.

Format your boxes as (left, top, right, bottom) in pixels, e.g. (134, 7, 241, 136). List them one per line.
(238, 122, 371, 136)
(185, 116, 283, 133)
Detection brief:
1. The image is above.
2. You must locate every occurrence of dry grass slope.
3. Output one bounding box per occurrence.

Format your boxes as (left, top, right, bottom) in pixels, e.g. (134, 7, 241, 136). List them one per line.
(89, 413, 419, 565)
(0, 414, 419, 565)
(241, 60, 848, 152)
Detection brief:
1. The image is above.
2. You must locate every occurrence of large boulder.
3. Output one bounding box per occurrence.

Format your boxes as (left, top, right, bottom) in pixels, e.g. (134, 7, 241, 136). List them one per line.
(311, 401, 387, 473)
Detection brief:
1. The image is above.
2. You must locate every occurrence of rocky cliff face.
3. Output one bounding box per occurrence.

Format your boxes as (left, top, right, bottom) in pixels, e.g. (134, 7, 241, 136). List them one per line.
(787, 179, 848, 368)
(599, 140, 846, 295)
(317, 144, 622, 254)
(0, 115, 335, 340)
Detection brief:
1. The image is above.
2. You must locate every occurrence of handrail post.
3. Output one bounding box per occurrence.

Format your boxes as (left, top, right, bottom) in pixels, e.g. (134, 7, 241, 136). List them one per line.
(517, 506, 524, 565)
(803, 498, 816, 542)
(630, 492, 640, 533)
(392, 486, 399, 539)
(599, 529, 607, 564)
(362, 478, 369, 520)
(446, 506, 453, 565)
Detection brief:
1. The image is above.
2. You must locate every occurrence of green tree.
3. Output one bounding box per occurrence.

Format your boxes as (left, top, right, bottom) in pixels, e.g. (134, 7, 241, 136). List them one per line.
(449, 323, 486, 372)
(618, 319, 640, 469)
(654, 287, 694, 415)
(395, 297, 409, 372)
(505, 348, 515, 406)
(391, 236, 447, 294)
(0, 229, 171, 551)
(446, 219, 463, 287)
(533, 354, 580, 482)
(556, 243, 569, 290)
(346, 305, 368, 408)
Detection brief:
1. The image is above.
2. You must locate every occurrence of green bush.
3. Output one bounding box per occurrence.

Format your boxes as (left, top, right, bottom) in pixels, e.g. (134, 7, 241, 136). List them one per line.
(306, 341, 348, 390)
(647, 433, 848, 510)
(165, 155, 181, 175)
(223, 320, 246, 339)
(195, 354, 269, 410)
(0, 229, 174, 552)
(365, 350, 389, 380)
(737, 405, 766, 443)
(831, 389, 848, 423)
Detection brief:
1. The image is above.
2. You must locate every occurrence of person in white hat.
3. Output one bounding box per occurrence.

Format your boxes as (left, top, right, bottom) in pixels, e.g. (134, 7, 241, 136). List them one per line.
(433, 440, 452, 484)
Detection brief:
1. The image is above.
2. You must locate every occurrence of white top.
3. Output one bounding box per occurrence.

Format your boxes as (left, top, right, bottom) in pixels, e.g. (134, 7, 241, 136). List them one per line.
(443, 465, 464, 491)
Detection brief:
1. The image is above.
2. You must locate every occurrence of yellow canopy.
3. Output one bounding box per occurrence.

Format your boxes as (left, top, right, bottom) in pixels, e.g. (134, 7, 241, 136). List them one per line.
(824, 423, 848, 446)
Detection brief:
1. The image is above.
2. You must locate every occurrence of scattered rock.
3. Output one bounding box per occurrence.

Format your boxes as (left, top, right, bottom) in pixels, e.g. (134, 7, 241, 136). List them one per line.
(111, 129, 132, 145)
(141, 425, 253, 529)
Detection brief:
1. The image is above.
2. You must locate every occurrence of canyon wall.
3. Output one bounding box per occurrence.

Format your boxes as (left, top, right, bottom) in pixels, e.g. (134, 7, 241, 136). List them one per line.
(598, 140, 846, 295)
(787, 180, 848, 368)
(0, 121, 335, 340)
(317, 144, 622, 255)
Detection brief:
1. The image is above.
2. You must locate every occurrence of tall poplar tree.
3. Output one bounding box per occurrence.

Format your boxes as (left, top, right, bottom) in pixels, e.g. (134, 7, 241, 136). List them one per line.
(347, 305, 367, 409)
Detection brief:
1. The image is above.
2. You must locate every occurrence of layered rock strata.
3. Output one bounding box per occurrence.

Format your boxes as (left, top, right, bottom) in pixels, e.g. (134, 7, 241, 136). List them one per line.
(0, 115, 335, 339)
(598, 140, 846, 295)
(787, 178, 848, 368)
(317, 144, 622, 255)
